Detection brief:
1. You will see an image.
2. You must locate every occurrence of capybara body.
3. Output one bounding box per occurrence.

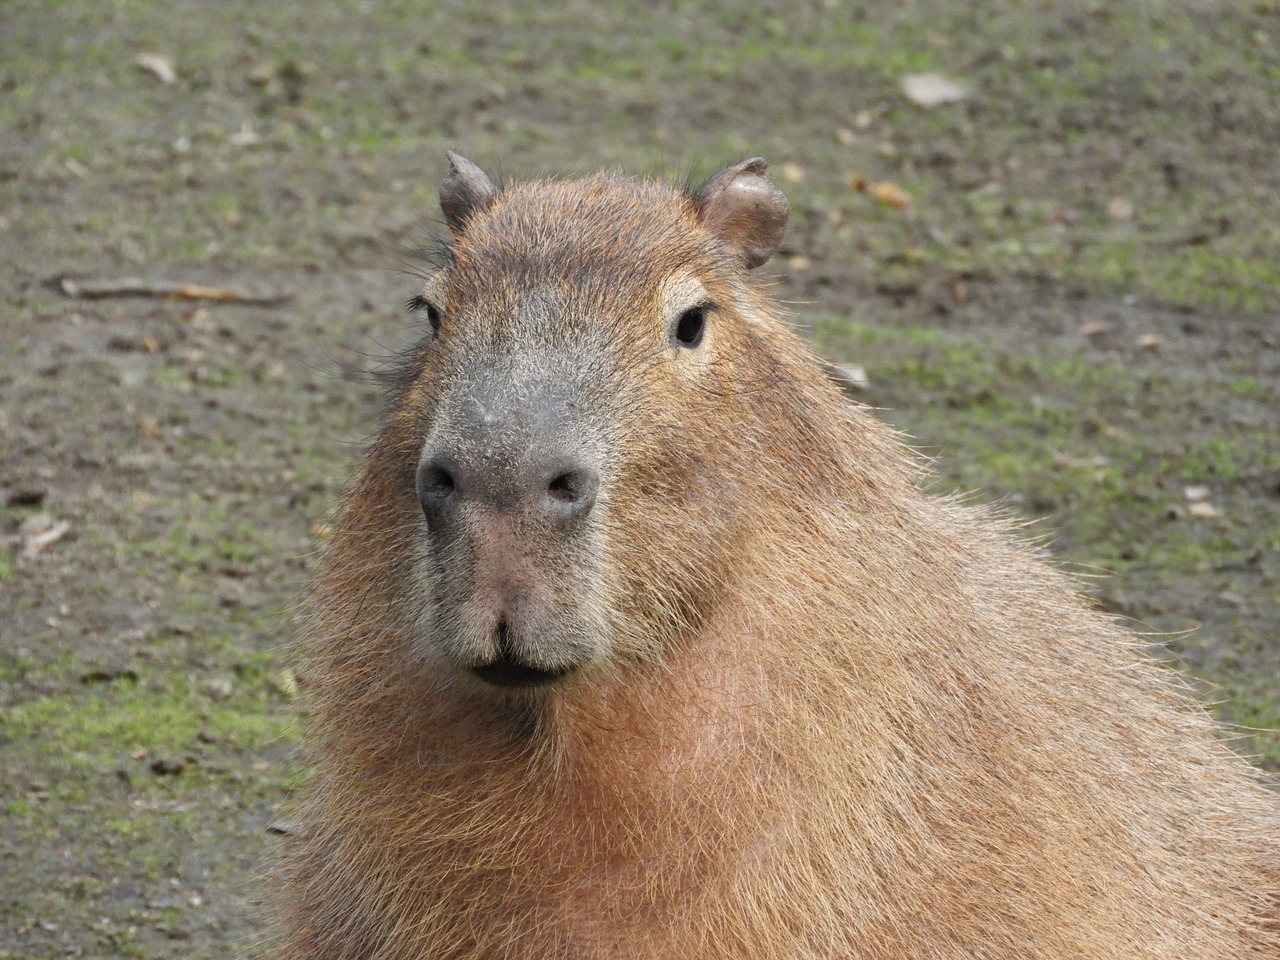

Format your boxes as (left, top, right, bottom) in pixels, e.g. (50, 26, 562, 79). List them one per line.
(272, 155, 1280, 959)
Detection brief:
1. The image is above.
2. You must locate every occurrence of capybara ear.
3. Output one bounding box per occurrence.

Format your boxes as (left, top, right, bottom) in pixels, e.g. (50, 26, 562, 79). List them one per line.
(691, 158, 789, 269)
(441, 151, 499, 236)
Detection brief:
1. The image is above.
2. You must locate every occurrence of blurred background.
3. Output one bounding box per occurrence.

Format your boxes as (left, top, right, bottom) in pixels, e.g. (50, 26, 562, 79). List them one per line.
(2, 1, 1277, 956)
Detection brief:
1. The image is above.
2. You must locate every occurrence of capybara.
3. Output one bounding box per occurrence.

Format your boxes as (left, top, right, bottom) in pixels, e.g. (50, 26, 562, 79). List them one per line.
(270, 153, 1280, 959)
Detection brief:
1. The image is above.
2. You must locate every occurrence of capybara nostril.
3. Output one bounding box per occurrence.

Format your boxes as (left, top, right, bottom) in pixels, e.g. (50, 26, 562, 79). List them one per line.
(545, 466, 599, 519)
(417, 459, 457, 527)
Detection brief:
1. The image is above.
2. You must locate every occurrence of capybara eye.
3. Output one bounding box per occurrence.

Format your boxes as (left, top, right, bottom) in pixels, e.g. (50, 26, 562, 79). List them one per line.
(673, 304, 709, 348)
(407, 294, 443, 334)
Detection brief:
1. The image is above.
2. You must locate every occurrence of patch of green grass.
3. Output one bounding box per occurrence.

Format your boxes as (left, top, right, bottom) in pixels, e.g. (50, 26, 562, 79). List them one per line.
(102, 487, 291, 573)
(106, 927, 149, 960)
(1075, 239, 1280, 315)
(1227, 377, 1262, 398)
(1191, 437, 1247, 481)
(0, 647, 39, 684)
(6, 669, 287, 771)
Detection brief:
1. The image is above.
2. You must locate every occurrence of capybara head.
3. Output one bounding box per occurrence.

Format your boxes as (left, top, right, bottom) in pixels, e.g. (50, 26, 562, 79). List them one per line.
(391, 153, 832, 691)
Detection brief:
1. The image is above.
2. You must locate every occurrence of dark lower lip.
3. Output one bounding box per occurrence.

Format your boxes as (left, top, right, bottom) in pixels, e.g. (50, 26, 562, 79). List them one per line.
(471, 658, 575, 689)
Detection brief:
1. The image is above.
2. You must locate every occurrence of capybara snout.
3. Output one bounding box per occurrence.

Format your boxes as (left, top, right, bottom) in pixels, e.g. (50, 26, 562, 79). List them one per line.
(415, 367, 602, 532)
(410, 347, 611, 688)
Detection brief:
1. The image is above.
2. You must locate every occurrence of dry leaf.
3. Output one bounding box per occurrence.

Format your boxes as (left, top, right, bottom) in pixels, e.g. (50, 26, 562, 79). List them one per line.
(900, 72, 969, 107)
(20, 515, 71, 558)
(871, 181, 913, 209)
(135, 53, 178, 85)
(779, 162, 806, 185)
(1188, 501, 1219, 519)
(847, 173, 913, 209)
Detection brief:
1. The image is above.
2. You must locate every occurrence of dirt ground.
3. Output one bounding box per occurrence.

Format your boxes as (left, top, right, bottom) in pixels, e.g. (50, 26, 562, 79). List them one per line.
(1, 2, 1277, 957)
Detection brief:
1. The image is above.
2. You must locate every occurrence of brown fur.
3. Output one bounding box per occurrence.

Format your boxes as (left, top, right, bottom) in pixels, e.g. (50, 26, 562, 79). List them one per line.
(269, 159, 1280, 959)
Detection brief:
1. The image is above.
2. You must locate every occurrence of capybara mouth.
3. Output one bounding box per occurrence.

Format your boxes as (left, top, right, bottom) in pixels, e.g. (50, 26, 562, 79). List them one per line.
(469, 619, 578, 688)
(471, 657, 575, 688)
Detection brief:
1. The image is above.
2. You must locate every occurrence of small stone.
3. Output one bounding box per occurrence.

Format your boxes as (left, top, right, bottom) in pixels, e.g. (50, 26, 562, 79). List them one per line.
(204, 678, 234, 701)
(1107, 197, 1134, 222)
(900, 72, 969, 107)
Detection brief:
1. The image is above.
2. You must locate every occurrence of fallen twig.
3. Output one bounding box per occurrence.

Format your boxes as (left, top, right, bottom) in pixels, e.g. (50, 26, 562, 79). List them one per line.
(56, 275, 292, 306)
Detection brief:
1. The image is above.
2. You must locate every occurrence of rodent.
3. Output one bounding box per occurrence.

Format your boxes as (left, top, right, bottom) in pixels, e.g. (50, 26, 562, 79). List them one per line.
(269, 152, 1280, 959)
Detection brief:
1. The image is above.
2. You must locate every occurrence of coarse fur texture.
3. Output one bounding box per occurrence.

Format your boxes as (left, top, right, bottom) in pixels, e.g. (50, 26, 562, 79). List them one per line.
(269, 157, 1280, 959)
